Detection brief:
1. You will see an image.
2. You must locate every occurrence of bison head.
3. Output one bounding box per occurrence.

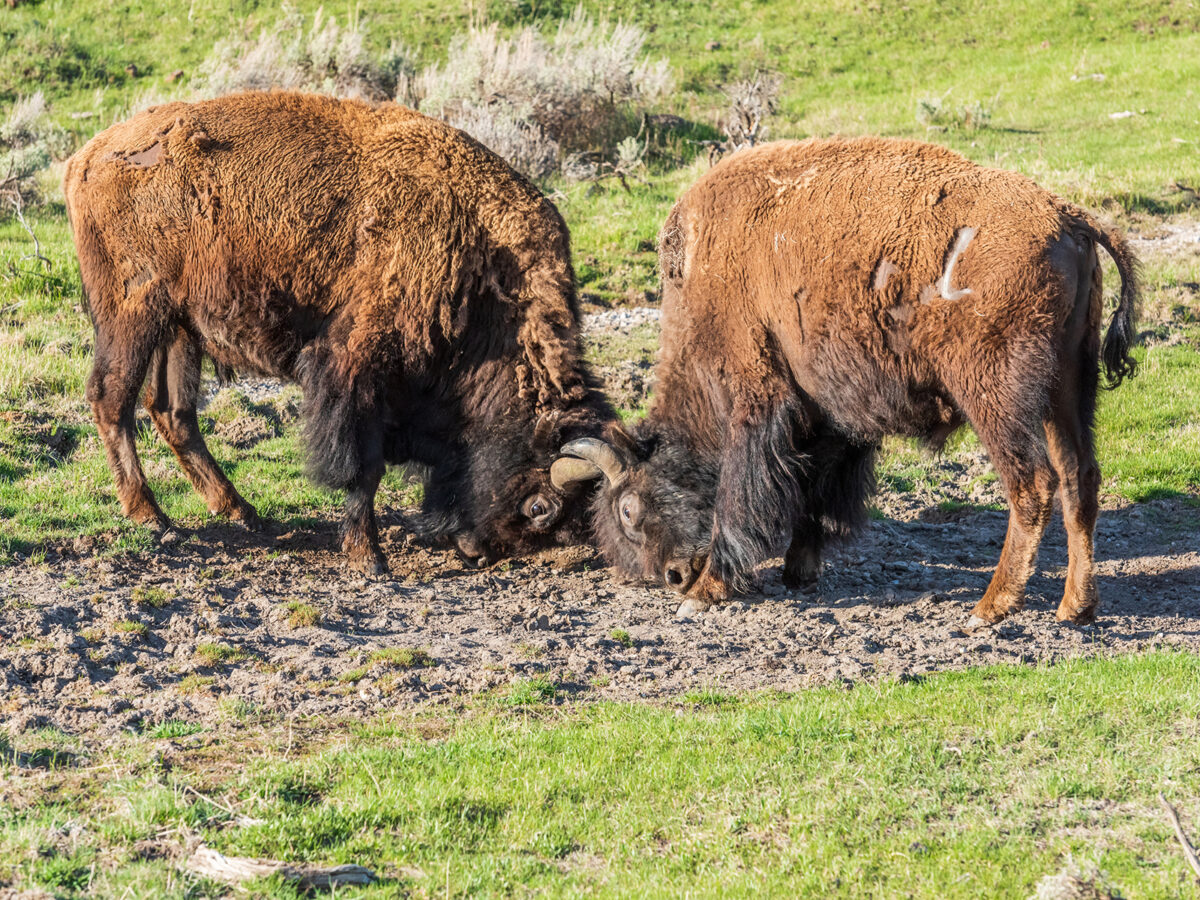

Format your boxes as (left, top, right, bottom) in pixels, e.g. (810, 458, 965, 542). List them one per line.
(435, 408, 608, 567)
(551, 426, 718, 592)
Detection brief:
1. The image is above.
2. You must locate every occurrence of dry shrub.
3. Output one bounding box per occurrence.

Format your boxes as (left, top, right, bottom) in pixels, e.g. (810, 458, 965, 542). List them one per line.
(1, 92, 69, 212)
(721, 73, 781, 151)
(416, 7, 671, 178)
(192, 4, 413, 101)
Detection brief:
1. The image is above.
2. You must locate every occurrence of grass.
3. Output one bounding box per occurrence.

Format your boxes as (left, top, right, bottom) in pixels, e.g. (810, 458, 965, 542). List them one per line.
(193, 643, 247, 667)
(144, 720, 205, 740)
(369, 647, 435, 670)
(283, 600, 320, 629)
(609, 628, 633, 648)
(112, 619, 148, 639)
(507, 675, 559, 706)
(3, 654, 1200, 897)
(1, 0, 1198, 560)
(131, 585, 171, 609)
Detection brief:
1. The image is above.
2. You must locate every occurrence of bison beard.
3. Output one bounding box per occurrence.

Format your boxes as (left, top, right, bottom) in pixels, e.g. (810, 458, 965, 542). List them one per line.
(558, 137, 1138, 628)
(65, 92, 611, 572)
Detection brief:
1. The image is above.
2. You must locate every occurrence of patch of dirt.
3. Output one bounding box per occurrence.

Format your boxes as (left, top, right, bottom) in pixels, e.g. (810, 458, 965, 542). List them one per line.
(1, 496, 1197, 740)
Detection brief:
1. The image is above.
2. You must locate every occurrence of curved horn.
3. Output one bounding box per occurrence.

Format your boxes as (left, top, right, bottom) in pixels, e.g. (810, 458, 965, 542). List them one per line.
(557, 437, 626, 486)
(550, 456, 604, 489)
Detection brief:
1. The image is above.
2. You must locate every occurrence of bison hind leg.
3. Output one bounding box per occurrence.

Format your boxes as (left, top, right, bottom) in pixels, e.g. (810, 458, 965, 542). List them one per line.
(1046, 300, 1103, 625)
(88, 323, 172, 532)
(144, 329, 260, 529)
(967, 433, 1058, 629)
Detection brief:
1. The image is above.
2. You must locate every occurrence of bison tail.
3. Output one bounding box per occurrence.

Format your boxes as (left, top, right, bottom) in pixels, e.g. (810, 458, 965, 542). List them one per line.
(1077, 209, 1140, 389)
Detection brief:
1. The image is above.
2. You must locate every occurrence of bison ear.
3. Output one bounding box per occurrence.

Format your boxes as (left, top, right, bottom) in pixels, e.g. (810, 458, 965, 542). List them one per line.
(605, 422, 641, 460)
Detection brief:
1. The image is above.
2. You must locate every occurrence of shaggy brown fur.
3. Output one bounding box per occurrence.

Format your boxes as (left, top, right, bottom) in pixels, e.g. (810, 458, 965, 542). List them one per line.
(64, 92, 610, 573)
(558, 137, 1138, 626)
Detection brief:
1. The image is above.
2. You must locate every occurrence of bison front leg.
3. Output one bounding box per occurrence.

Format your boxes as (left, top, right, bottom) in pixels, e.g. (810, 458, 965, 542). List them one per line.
(340, 433, 388, 576)
(678, 398, 802, 617)
(782, 518, 823, 590)
(300, 356, 390, 575)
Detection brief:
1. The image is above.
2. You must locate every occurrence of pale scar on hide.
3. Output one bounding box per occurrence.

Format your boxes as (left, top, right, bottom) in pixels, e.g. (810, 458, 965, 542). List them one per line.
(123, 141, 164, 167)
(873, 258, 898, 291)
(917, 226, 978, 303)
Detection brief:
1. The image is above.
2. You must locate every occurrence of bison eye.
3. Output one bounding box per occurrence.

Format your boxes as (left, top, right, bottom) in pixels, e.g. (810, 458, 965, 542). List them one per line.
(618, 492, 644, 539)
(521, 493, 559, 526)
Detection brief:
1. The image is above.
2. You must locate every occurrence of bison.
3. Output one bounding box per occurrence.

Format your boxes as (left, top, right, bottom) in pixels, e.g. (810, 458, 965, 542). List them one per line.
(552, 137, 1138, 627)
(64, 92, 611, 572)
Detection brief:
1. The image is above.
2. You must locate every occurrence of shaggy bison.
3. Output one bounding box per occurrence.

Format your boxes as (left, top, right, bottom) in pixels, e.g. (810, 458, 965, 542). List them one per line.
(554, 138, 1138, 627)
(65, 92, 610, 572)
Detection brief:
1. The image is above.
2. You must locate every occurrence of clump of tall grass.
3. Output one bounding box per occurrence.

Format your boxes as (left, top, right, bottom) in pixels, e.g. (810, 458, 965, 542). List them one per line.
(192, 4, 413, 101)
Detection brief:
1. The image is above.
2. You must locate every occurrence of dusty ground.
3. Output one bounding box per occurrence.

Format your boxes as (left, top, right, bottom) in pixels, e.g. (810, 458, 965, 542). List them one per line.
(3, 299, 1199, 741)
(2, 490, 1196, 738)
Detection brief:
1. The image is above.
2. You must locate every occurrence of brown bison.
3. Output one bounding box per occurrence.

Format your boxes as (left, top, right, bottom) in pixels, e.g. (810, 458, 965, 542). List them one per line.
(64, 92, 611, 572)
(553, 137, 1138, 627)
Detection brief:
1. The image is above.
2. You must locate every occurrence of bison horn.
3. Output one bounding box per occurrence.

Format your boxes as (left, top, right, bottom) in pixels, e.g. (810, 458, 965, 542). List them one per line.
(551, 437, 626, 488)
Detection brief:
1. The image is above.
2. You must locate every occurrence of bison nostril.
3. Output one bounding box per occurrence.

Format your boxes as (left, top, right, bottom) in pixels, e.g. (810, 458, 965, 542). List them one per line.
(665, 566, 684, 586)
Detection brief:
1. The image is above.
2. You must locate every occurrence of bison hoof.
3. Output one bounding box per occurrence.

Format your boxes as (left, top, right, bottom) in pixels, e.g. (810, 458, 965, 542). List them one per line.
(345, 544, 388, 576)
(782, 570, 819, 591)
(676, 596, 713, 618)
(351, 555, 388, 577)
(1055, 606, 1097, 626)
(964, 614, 992, 633)
(233, 507, 264, 532)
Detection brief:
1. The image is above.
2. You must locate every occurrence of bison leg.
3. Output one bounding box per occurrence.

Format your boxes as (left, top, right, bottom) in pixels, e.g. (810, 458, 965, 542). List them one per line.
(144, 328, 261, 529)
(341, 449, 387, 576)
(968, 442, 1058, 628)
(88, 327, 170, 531)
(1045, 415, 1100, 624)
(783, 517, 822, 589)
(680, 398, 802, 616)
(1045, 324, 1103, 625)
(781, 437, 876, 591)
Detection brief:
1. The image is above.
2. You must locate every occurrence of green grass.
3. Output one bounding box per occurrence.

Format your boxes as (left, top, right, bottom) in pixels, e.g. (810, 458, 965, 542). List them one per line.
(1097, 334, 1200, 501)
(507, 675, 559, 706)
(131, 585, 171, 609)
(369, 647, 435, 670)
(2, 0, 1199, 558)
(144, 720, 205, 740)
(4, 654, 1200, 897)
(609, 628, 633, 648)
(193, 642, 247, 667)
(112, 619, 148, 639)
(284, 600, 320, 629)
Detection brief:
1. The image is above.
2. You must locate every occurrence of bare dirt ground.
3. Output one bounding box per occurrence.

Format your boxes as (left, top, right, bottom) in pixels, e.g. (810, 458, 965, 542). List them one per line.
(2, 297, 1199, 741)
(2, 490, 1196, 738)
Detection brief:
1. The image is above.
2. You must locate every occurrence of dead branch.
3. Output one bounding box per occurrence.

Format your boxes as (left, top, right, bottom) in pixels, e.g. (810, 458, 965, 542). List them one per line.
(1159, 793, 1200, 883)
(187, 845, 376, 890)
(9, 192, 52, 271)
